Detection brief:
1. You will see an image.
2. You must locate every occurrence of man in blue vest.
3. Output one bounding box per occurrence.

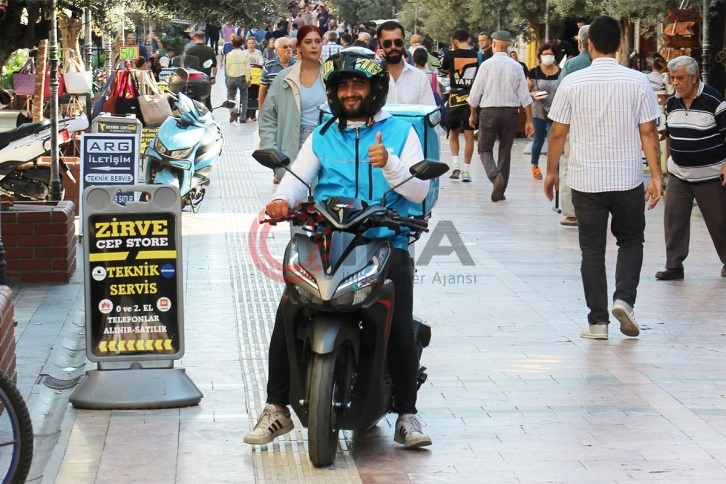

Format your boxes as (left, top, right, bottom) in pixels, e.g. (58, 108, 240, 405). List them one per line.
(244, 47, 433, 449)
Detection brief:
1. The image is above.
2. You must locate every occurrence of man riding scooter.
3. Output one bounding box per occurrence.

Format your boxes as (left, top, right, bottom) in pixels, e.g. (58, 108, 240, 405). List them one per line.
(244, 47, 433, 449)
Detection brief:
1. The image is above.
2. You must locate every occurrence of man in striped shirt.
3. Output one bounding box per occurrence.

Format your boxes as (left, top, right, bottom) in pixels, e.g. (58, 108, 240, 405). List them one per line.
(544, 16, 663, 341)
(655, 55, 726, 280)
(258, 37, 296, 109)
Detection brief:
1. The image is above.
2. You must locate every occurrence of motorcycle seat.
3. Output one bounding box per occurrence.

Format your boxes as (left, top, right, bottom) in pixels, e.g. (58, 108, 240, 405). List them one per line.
(0, 120, 51, 150)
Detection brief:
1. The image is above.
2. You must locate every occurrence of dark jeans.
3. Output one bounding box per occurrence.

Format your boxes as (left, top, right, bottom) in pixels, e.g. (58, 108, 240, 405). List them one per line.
(572, 185, 645, 324)
(477, 107, 519, 187)
(267, 248, 419, 415)
(531, 117, 552, 167)
(225, 76, 248, 118)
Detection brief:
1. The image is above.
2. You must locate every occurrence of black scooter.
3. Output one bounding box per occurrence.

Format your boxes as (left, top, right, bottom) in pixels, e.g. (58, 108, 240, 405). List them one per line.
(253, 148, 448, 467)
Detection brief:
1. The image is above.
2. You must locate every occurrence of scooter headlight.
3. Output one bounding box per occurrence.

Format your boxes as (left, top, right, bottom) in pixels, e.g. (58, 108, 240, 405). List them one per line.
(331, 245, 390, 307)
(285, 240, 319, 291)
(168, 146, 194, 159)
(154, 137, 193, 159)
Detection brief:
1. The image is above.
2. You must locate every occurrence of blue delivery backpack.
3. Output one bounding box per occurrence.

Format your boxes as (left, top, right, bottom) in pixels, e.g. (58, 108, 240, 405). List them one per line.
(318, 103, 443, 217)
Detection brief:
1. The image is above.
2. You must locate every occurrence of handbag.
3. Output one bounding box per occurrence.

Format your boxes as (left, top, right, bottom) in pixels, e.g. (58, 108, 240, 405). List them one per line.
(43, 64, 65, 99)
(138, 72, 172, 125)
(115, 71, 142, 121)
(12, 60, 36, 96)
(63, 50, 92, 94)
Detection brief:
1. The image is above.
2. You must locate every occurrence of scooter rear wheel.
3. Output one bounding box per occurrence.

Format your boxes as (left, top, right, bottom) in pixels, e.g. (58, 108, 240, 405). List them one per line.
(308, 348, 350, 467)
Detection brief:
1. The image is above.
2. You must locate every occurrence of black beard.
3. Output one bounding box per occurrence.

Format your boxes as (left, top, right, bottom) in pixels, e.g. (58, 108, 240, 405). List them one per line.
(341, 98, 367, 118)
(384, 50, 403, 64)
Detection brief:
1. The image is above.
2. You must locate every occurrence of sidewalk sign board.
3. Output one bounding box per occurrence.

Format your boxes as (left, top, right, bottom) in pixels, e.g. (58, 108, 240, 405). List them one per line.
(79, 132, 139, 233)
(70, 185, 202, 409)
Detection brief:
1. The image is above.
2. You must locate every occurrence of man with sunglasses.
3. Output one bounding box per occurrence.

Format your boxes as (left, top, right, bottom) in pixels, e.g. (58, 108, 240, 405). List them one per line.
(376, 21, 435, 106)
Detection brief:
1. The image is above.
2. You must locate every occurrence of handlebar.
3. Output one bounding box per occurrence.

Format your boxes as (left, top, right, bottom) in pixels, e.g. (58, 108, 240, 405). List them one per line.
(261, 203, 429, 235)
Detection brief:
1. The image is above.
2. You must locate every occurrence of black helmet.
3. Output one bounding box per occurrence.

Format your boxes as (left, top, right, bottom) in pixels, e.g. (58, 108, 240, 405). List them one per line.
(322, 47, 389, 124)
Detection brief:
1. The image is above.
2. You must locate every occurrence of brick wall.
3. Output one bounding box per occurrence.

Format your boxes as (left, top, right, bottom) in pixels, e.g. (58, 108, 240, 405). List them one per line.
(0, 286, 16, 382)
(1, 200, 77, 283)
(37, 157, 81, 216)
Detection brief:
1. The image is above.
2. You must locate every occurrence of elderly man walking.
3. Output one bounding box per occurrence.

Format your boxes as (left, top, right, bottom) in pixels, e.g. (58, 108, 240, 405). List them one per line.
(554, 24, 590, 227)
(468, 30, 533, 202)
(544, 16, 663, 340)
(655, 55, 726, 280)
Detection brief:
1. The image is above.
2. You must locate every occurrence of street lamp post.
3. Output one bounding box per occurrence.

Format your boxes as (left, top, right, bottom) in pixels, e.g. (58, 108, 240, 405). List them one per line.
(49, 0, 63, 201)
(545, 0, 550, 43)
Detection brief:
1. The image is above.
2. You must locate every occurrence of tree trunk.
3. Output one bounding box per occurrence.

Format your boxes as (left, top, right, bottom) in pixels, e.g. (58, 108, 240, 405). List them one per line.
(619, 19, 633, 66)
(58, 11, 83, 65)
(33, 40, 48, 122)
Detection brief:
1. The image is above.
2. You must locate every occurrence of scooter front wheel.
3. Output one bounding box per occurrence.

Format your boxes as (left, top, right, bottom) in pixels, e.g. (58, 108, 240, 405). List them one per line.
(307, 348, 350, 467)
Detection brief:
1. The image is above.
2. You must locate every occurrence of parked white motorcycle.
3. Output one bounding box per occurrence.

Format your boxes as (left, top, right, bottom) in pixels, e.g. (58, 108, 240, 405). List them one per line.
(0, 114, 88, 200)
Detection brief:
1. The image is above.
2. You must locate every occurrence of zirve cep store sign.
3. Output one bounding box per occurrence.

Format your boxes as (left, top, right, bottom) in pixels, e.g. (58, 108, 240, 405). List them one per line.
(86, 211, 182, 361)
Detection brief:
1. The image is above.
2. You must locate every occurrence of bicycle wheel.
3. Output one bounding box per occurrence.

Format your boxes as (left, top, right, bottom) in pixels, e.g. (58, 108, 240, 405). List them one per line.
(0, 371, 33, 484)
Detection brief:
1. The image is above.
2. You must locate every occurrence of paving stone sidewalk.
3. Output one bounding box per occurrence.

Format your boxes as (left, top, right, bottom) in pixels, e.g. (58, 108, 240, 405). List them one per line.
(8, 74, 726, 483)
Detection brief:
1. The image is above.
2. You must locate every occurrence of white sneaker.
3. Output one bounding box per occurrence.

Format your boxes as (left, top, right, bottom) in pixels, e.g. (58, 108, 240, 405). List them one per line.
(394, 414, 432, 448)
(612, 299, 640, 337)
(243, 404, 294, 445)
(581, 323, 608, 340)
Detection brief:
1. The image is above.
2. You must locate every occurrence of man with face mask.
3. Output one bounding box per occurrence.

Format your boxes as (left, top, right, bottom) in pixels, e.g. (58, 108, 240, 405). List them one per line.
(376, 21, 435, 106)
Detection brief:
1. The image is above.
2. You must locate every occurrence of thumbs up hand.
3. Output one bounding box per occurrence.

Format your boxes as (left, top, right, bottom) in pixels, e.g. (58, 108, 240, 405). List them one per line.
(368, 131, 388, 168)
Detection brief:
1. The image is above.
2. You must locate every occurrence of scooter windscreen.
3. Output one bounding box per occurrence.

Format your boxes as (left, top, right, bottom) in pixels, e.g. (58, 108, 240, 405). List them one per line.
(176, 94, 210, 122)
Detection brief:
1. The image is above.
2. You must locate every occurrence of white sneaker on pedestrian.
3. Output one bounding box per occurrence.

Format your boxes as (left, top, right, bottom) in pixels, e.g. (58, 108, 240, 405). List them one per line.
(612, 299, 640, 337)
(394, 414, 432, 448)
(581, 323, 608, 340)
(243, 404, 294, 445)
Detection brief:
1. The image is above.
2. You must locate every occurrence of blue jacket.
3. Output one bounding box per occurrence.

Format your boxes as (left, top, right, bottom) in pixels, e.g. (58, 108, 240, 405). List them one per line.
(274, 112, 428, 250)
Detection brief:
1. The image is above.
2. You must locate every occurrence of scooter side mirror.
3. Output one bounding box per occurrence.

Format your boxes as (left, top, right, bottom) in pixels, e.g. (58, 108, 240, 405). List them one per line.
(252, 148, 290, 170)
(380, 160, 449, 207)
(202, 59, 213, 69)
(252, 148, 313, 201)
(175, 68, 189, 82)
(409, 159, 450, 180)
(218, 100, 236, 110)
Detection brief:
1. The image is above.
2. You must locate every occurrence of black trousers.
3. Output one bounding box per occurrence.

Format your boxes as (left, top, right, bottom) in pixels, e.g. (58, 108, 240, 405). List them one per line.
(572, 185, 645, 324)
(267, 248, 419, 415)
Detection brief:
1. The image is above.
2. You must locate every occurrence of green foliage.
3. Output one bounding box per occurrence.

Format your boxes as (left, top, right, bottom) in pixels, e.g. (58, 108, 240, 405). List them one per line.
(0, 50, 29, 90)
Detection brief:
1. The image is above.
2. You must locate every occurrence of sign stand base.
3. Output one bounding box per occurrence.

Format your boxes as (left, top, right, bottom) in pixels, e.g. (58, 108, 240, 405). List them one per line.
(70, 367, 203, 409)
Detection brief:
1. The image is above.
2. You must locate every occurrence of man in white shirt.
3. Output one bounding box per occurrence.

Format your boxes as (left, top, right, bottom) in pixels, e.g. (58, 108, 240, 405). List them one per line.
(375, 21, 435, 106)
(467, 30, 534, 199)
(544, 15, 663, 341)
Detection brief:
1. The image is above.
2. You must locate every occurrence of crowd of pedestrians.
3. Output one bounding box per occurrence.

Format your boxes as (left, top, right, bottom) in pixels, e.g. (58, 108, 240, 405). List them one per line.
(175, 9, 725, 458)
(192, 10, 725, 338)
